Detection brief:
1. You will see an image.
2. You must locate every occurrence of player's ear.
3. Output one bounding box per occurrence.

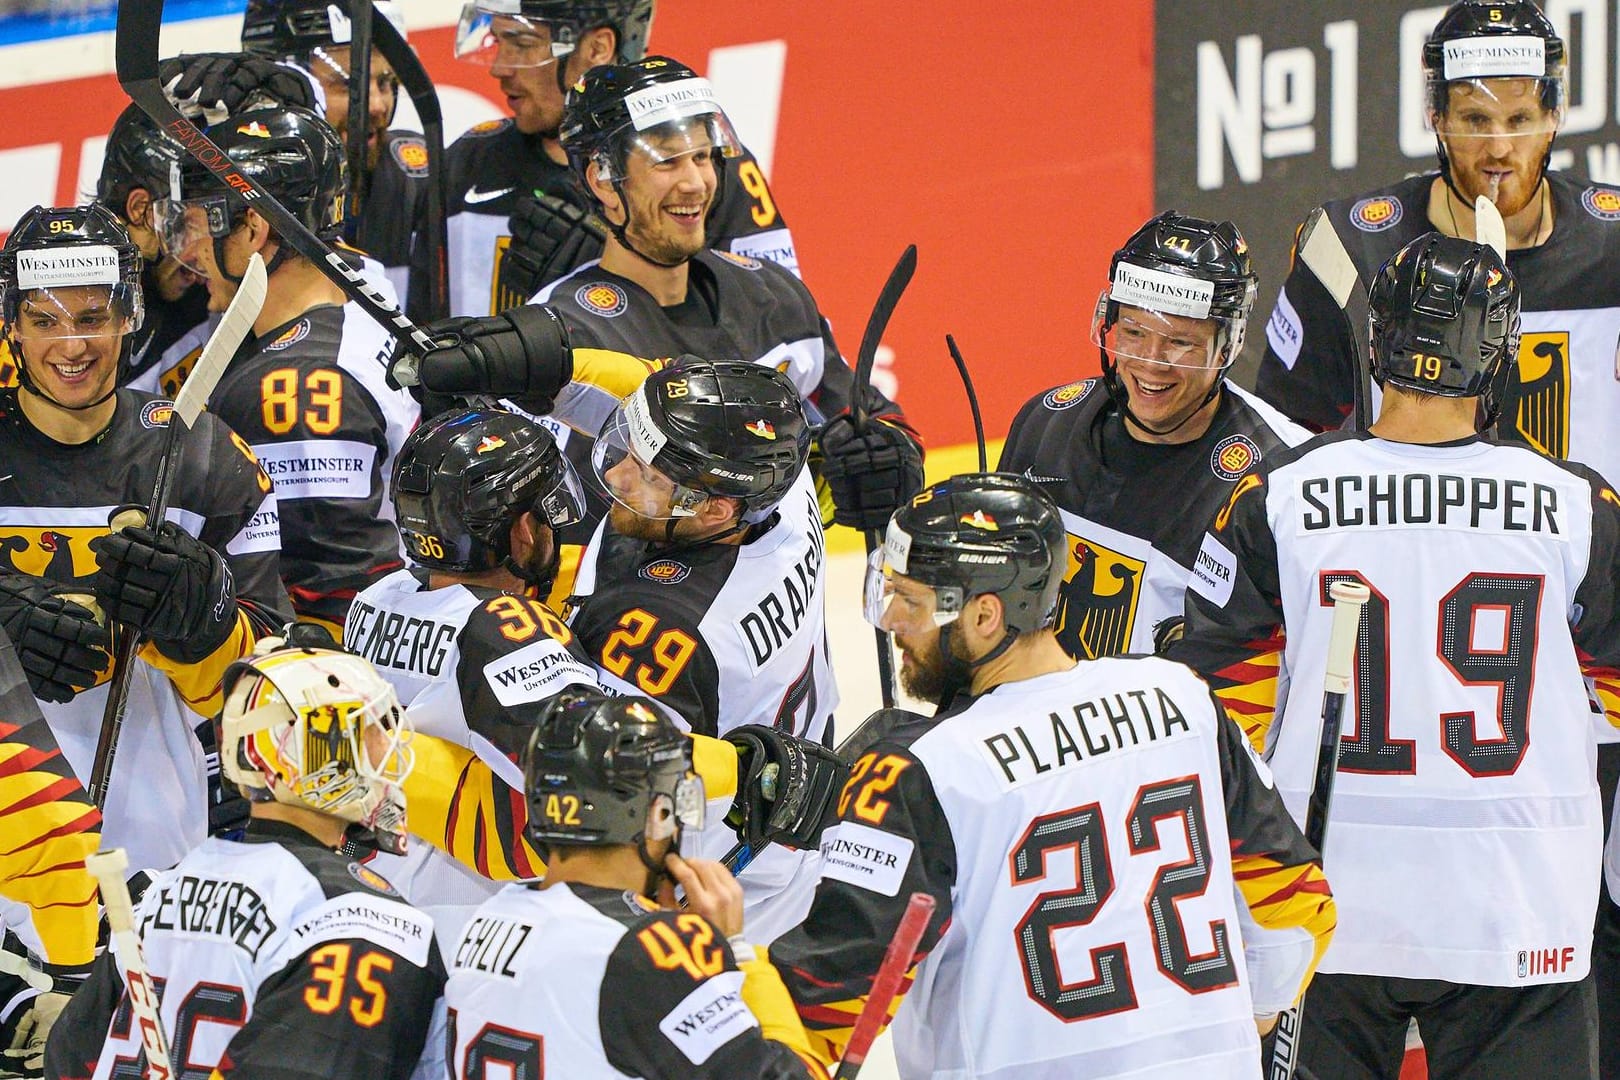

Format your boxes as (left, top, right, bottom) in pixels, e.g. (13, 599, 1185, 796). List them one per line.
(123, 188, 151, 230)
(579, 25, 617, 66)
(697, 494, 743, 530)
(242, 208, 274, 253)
(966, 592, 1006, 647)
(586, 161, 624, 223)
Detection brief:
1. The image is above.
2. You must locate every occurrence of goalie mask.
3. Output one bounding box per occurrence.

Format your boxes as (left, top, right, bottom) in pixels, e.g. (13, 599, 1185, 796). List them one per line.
(222, 645, 415, 854)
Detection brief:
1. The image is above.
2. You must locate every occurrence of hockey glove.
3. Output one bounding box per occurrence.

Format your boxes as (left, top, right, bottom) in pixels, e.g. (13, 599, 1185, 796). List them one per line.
(405, 304, 576, 416)
(502, 192, 609, 300)
(725, 725, 849, 851)
(2, 989, 68, 1079)
(159, 53, 317, 124)
(818, 413, 925, 532)
(90, 514, 237, 664)
(0, 572, 111, 704)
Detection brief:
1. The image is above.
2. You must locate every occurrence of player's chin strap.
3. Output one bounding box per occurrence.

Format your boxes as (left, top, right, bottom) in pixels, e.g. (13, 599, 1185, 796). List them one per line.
(14, 340, 128, 414)
(1435, 136, 1553, 221)
(1098, 343, 1226, 440)
(635, 829, 677, 899)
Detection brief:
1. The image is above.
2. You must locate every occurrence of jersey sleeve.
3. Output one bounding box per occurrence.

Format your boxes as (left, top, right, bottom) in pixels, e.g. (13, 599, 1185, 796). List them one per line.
(1573, 476, 1620, 727)
(1212, 690, 1335, 1008)
(454, 594, 598, 756)
(139, 413, 290, 718)
(770, 739, 954, 1065)
(1253, 211, 1360, 432)
(1168, 471, 1288, 751)
(708, 146, 798, 278)
(224, 363, 403, 633)
(572, 590, 722, 737)
(225, 902, 445, 1080)
(600, 910, 826, 1080)
(0, 630, 99, 974)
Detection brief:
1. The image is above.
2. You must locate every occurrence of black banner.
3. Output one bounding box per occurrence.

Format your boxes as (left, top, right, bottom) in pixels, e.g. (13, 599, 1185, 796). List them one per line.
(1156, 0, 1620, 382)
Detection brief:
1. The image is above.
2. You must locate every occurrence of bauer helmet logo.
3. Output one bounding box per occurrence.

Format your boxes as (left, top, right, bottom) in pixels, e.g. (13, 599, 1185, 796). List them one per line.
(476, 435, 507, 454)
(745, 419, 776, 440)
(237, 121, 273, 138)
(960, 510, 998, 531)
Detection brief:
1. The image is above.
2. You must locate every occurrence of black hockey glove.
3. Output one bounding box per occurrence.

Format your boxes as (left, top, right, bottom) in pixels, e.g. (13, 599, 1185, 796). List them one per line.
(399, 304, 575, 416)
(724, 725, 849, 851)
(501, 191, 609, 300)
(0, 572, 111, 704)
(818, 413, 925, 532)
(159, 53, 317, 123)
(90, 514, 237, 664)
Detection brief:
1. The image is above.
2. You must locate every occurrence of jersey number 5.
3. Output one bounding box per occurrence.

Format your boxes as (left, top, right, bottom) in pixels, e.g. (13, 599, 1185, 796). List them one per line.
(1010, 776, 1238, 1022)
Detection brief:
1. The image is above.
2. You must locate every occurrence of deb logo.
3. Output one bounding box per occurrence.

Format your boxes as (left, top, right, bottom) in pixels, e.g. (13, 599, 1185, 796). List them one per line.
(1041, 379, 1096, 411)
(1583, 187, 1620, 221)
(1209, 433, 1261, 481)
(1350, 196, 1402, 233)
(1517, 946, 1576, 978)
(713, 249, 762, 271)
(139, 400, 174, 429)
(639, 558, 691, 584)
(390, 138, 430, 177)
(265, 319, 311, 352)
(577, 282, 628, 318)
(347, 861, 400, 897)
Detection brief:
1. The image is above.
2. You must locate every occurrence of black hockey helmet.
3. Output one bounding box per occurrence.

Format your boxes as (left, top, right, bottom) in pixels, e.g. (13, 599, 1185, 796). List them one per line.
(392, 406, 586, 587)
(96, 105, 182, 224)
(158, 106, 345, 279)
(561, 55, 739, 186)
(594, 355, 809, 525)
(242, 0, 407, 57)
(455, 0, 654, 73)
(1423, 1, 1565, 115)
(1368, 232, 1521, 418)
(867, 472, 1066, 639)
(522, 688, 702, 853)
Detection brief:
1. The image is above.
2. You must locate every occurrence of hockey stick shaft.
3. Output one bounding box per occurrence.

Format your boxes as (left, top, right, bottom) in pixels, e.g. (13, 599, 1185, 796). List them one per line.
(834, 891, 935, 1079)
(115, 0, 439, 383)
(341, 0, 373, 241)
(850, 245, 917, 712)
(85, 848, 175, 1080)
(87, 254, 269, 810)
(1266, 579, 1369, 1080)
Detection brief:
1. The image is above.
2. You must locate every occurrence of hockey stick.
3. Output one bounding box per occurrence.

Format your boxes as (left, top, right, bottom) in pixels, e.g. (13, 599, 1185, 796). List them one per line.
(340, 0, 373, 242)
(84, 848, 175, 1080)
(115, 0, 439, 384)
(944, 334, 986, 472)
(849, 244, 918, 712)
(1266, 579, 1370, 1080)
(1294, 209, 1371, 432)
(834, 890, 935, 1080)
(86, 253, 268, 811)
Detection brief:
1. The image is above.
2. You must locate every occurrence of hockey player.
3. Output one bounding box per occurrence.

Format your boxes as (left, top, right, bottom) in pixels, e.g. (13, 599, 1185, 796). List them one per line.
(161, 105, 420, 636)
(999, 211, 1307, 666)
(443, 687, 828, 1079)
(44, 644, 446, 1080)
(0, 203, 286, 873)
(241, 0, 429, 301)
(770, 473, 1336, 1078)
(427, 0, 796, 318)
(1176, 234, 1620, 1077)
(570, 360, 843, 941)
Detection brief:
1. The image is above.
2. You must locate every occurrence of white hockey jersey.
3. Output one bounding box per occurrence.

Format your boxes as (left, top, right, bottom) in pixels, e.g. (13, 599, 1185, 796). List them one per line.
(1179, 431, 1620, 986)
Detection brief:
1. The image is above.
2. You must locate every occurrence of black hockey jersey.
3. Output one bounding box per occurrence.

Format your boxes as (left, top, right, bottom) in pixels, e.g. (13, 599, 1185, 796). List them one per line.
(771, 659, 1335, 1079)
(1172, 431, 1620, 985)
(999, 378, 1307, 658)
(1257, 170, 1620, 491)
(45, 820, 445, 1080)
(211, 302, 419, 632)
(360, 129, 432, 305)
(419, 117, 796, 319)
(444, 881, 826, 1079)
(0, 387, 287, 870)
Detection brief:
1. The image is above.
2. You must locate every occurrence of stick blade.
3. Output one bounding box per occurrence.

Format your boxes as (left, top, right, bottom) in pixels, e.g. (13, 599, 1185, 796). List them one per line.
(1473, 195, 1508, 260)
(173, 252, 266, 426)
(851, 244, 919, 424)
(114, 0, 162, 86)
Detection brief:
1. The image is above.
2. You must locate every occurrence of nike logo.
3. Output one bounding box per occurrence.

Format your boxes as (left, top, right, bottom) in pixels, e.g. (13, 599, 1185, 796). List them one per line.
(464, 186, 514, 205)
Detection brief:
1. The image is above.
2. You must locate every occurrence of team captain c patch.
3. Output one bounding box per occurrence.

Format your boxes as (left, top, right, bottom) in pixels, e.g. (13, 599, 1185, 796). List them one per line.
(1210, 434, 1261, 481)
(576, 282, 628, 318)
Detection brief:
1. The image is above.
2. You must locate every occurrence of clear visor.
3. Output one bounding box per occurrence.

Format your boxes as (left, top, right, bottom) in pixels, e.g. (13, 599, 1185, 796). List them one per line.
(155, 196, 234, 274)
(1091, 294, 1228, 372)
(592, 114, 742, 183)
(592, 397, 706, 520)
(308, 45, 402, 97)
(10, 284, 142, 341)
(1426, 76, 1565, 139)
(535, 455, 589, 529)
(454, 7, 572, 69)
(862, 548, 963, 629)
(646, 775, 706, 840)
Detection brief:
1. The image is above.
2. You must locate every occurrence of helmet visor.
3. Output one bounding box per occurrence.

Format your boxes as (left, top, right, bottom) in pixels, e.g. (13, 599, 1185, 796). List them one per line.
(1092, 292, 1228, 373)
(862, 543, 964, 630)
(591, 80, 742, 182)
(10, 283, 141, 342)
(1427, 75, 1564, 140)
(155, 195, 234, 274)
(454, 6, 572, 69)
(592, 392, 704, 520)
(534, 452, 589, 530)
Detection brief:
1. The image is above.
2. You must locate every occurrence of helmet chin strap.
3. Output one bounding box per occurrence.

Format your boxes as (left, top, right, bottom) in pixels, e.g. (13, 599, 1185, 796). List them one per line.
(1099, 346, 1225, 439)
(603, 181, 690, 270)
(14, 338, 128, 414)
(1434, 134, 1553, 223)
